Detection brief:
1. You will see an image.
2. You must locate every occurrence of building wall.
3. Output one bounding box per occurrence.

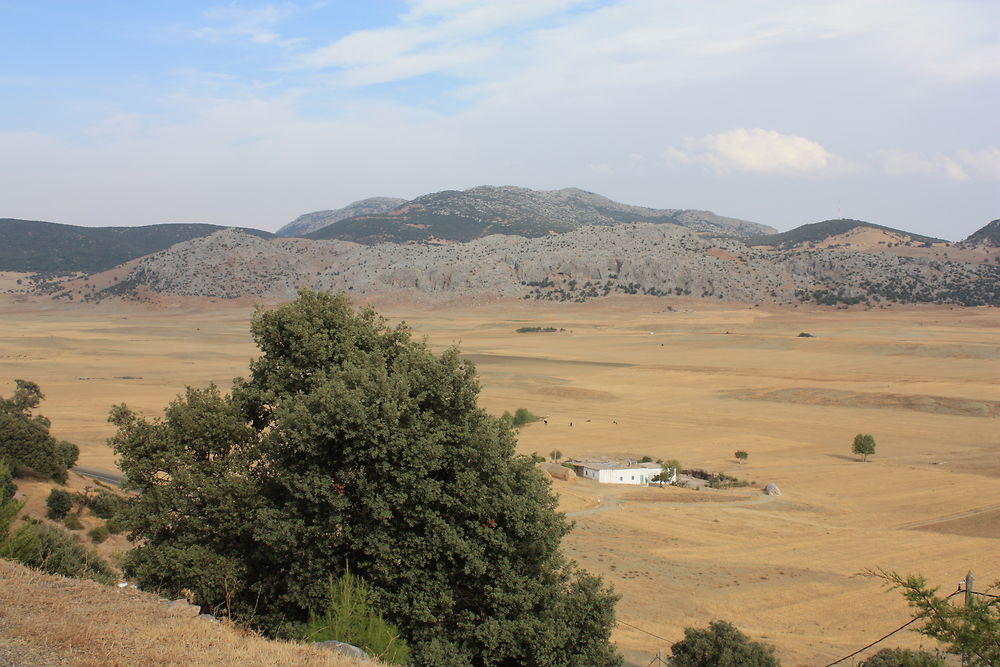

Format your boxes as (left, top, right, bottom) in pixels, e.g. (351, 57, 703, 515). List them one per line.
(578, 466, 666, 485)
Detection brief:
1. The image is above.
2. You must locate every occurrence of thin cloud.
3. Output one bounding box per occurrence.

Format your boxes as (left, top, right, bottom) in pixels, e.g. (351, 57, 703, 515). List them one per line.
(193, 4, 303, 47)
(880, 148, 1000, 181)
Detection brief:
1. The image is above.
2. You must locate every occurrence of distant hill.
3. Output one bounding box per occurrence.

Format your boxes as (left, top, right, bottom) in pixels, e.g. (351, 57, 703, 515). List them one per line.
(750, 219, 947, 248)
(964, 219, 1000, 247)
(0, 219, 272, 273)
(304, 186, 775, 243)
(275, 197, 406, 237)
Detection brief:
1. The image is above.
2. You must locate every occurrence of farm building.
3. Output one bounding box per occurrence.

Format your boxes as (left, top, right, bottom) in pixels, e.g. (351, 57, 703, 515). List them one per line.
(569, 459, 674, 485)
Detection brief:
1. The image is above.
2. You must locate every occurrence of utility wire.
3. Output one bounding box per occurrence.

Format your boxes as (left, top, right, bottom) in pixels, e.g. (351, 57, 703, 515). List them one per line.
(823, 590, 962, 667)
(616, 619, 672, 643)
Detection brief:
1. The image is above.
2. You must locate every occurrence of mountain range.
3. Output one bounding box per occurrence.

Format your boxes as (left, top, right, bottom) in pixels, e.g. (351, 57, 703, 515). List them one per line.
(3, 186, 997, 308)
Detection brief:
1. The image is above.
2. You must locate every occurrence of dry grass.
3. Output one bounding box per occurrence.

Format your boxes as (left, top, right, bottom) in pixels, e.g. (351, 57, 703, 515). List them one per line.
(2, 294, 1000, 664)
(0, 560, 371, 666)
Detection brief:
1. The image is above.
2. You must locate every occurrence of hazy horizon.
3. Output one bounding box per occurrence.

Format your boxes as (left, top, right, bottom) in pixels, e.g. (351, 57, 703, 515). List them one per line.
(1, 1, 997, 239)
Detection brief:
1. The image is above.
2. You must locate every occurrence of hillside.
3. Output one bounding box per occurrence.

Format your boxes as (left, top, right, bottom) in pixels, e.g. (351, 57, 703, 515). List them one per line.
(0, 559, 368, 666)
(101, 223, 1000, 307)
(276, 197, 406, 237)
(304, 186, 775, 243)
(749, 219, 947, 249)
(964, 219, 1000, 247)
(0, 218, 273, 273)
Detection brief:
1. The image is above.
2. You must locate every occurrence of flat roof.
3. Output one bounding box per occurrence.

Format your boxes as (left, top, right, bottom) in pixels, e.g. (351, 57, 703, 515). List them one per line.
(570, 459, 663, 470)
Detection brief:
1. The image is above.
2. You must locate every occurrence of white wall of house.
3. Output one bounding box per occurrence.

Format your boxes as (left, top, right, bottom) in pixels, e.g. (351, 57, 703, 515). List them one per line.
(577, 465, 668, 485)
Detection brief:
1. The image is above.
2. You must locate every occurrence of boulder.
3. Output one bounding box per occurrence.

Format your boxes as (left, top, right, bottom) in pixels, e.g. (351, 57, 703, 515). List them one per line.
(313, 640, 370, 661)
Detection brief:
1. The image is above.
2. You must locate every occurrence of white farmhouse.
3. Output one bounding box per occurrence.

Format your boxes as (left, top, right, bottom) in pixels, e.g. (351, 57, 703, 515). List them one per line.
(569, 459, 675, 485)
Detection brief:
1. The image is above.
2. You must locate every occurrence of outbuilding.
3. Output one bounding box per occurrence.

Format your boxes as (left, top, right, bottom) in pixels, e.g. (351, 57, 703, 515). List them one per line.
(569, 459, 675, 485)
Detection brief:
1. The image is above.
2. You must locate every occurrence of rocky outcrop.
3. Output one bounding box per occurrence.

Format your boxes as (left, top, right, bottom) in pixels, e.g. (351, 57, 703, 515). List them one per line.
(111, 223, 1000, 307)
(276, 197, 406, 237)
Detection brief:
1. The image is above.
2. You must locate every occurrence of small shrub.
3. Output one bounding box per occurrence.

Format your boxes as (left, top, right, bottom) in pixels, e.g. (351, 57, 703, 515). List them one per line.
(734, 450, 749, 463)
(88, 525, 110, 544)
(858, 647, 946, 666)
(303, 569, 410, 664)
(797, 332, 814, 337)
(8, 519, 114, 584)
(46, 489, 73, 520)
(515, 326, 558, 333)
(639, 455, 653, 463)
(0, 458, 15, 503)
(88, 492, 126, 519)
(511, 407, 540, 427)
(63, 513, 83, 530)
(104, 515, 124, 535)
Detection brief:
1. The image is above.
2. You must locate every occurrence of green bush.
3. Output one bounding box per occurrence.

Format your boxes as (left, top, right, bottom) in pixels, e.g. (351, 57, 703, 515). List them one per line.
(669, 620, 780, 666)
(46, 489, 73, 520)
(88, 492, 126, 520)
(512, 407, 540, 427)
(88, 525, 110, 544)
(303, 569, 410, 664)
(0, 458, 15, 503)
(858, 647, 945, 666)
(515, 326, 558, 333)
(104, 515, 124, 535)
(0, 499, 37, 563)
(21, 520, 115, 584)
(63, 513, 83, 530)
(797, 332, 814, 338)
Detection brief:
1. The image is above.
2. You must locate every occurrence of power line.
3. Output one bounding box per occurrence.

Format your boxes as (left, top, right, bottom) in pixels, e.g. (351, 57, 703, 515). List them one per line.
(823, 590, 962, 667)
(616, 619, 673, 644)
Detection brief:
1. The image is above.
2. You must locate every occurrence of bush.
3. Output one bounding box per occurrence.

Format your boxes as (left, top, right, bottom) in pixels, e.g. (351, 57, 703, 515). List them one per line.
(46, 489, 73, 520)
(515, 326, 558, 333)
(0, 458, 15, 503)
(511, 407, 540, 427)
(858, 647, 945, 666)
(669, 620, 780, 666)
(5, 519, 114, 584)
(104, 515, 124, 535)
(88, 525, 110, 544)
(63, 513, 83, 530)
(797, 332, 814, 337)
(88, 492, 126, 520)
(303, 569, 410, 664)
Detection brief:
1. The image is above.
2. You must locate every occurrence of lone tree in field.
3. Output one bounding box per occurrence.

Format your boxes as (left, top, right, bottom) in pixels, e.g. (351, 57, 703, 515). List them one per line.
(734, 450, 749, 464)
(110, 290, 620, 667)
(852, 433, 876, 462)
(0, 380, 78, 482)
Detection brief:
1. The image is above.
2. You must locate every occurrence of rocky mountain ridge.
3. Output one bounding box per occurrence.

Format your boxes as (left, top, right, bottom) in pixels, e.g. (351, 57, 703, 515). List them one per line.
(100, 222, 1000, 307)
(302, 186, 776, 244)
(276, 197, 406, 237)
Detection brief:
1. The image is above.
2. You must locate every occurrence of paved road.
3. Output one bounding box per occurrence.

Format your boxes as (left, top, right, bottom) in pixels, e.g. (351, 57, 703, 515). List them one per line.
(72, 465, 125, 487)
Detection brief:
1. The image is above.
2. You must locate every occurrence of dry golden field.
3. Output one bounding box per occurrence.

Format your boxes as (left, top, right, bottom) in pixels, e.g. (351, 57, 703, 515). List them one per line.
(2, 285, 999, 665)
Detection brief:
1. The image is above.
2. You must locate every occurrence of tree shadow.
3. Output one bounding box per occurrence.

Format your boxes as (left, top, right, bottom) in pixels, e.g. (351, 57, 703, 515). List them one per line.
(825, 453, 861, 462)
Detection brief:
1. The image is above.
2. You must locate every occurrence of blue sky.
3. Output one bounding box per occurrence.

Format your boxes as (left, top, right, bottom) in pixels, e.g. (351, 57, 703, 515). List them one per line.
(1, 1, 997, 238)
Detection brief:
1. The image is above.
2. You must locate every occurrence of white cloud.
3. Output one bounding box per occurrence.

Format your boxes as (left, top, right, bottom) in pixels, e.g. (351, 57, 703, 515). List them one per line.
(880, 148, 1000, 181)
(669, 128, 834, 175)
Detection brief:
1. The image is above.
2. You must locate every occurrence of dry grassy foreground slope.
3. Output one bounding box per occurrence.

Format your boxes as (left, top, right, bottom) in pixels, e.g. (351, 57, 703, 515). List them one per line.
(1, 291, 999, 665)
(0, 560, 370, 667)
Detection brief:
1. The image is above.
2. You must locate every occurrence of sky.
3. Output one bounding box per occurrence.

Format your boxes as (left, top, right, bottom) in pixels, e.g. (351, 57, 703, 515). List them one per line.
(0, 1, 997, 239)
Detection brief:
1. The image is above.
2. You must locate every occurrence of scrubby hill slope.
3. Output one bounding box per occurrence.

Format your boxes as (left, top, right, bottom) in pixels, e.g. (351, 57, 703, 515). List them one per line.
(750, 219, 946, 249)
(964, 219, 1000, 247)
(108, 224, 1000, 307)
(304, 186, 774, 244)
(276, 197, 406, 237)
(0, 219, 273, 273)
(0, 559, 368, 666)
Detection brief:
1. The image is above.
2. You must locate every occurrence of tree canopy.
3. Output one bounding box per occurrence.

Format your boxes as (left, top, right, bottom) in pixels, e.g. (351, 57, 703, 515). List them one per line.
(668, 620, 780, 666)
(110, 290, 620, 667)
(0, 380, 78, 482)
(853, 434, 876, 462)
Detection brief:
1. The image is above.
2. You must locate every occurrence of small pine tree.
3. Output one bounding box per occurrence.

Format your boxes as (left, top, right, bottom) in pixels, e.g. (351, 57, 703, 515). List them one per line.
(304, 569, 410, 665)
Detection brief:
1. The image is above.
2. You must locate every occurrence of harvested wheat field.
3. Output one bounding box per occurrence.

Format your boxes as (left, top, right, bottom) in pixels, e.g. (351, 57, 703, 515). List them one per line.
(2, 292, 999, 665)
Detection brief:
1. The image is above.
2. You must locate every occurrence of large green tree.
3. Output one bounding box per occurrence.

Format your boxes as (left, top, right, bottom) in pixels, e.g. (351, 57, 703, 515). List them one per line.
(668, 620, 780, 667)
(110, 290, 620, 667)
(0, 380, 78, 482)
